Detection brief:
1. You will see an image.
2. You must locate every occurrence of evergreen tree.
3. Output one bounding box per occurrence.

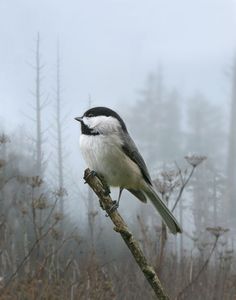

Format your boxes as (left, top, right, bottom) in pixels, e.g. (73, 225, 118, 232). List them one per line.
(227, 58, 236, 223)
(127, 69, 182, 170)
(186, 93, 226, 233)
(185, 93, 225, 162)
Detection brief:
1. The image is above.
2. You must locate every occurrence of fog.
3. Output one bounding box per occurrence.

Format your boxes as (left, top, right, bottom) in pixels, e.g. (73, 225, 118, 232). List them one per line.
(1, 1, 235, 124)
(1, 1, 236, 299)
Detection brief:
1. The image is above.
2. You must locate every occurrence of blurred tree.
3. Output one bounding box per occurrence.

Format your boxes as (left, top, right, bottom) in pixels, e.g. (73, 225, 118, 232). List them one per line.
(35, 33, 44, 176)
(191, 163, 213, 234)
(161, 88, 183, 160)
(0, 134, 9, 206)
(54, 43, 66, 219)
(186, 94, 226, 233)
(227, 58, 236, 225)
(128, 69, 164, 166)
(27, 33, 48, 178)
(128, 68, 183, 169)
(185, 93, 225, 162)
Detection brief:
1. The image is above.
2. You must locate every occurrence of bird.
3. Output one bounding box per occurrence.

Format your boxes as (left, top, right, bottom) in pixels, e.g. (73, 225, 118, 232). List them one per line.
(75, 106, 182, 234)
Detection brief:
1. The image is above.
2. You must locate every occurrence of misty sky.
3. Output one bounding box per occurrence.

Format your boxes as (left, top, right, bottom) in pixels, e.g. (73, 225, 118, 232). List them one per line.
(0, 0, 236, 224)
(1, 0, 236, 192)
(1, 0, 236, 131)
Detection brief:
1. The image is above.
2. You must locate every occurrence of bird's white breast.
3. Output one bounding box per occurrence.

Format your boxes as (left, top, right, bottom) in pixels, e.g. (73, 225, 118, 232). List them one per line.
(79, 134, 143, 188)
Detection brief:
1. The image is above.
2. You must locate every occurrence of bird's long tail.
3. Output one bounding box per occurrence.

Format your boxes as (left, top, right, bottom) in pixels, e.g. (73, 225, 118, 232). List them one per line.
(145, 186, 182, 234)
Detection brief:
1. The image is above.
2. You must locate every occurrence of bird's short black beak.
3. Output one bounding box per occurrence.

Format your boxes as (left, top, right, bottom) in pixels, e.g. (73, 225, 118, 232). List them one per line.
(74, 117, 83, 122)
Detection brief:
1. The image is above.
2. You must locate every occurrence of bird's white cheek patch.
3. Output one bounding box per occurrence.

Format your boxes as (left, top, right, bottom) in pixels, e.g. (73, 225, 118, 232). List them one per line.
(83, 116, 104, 130)
(83, 116, 121, 134)
(82, 117, 92, 128)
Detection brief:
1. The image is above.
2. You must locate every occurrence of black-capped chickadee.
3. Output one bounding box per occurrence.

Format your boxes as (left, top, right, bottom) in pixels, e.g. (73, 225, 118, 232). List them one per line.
(75, 107, 182, 234)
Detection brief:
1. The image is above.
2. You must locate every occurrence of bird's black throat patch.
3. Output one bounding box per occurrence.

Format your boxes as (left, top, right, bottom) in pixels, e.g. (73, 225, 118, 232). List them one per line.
(81, 122, 100, 136)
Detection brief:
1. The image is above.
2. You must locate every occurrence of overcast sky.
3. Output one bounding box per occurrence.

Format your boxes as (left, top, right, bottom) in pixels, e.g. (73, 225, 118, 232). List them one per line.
(1, 0, 236, 130)
(1, 0, 236, 219)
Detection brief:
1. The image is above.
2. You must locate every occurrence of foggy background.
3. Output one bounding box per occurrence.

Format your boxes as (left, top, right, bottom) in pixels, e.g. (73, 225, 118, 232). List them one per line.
(1, 0, 235, 210)
(1, 1, 236, 299)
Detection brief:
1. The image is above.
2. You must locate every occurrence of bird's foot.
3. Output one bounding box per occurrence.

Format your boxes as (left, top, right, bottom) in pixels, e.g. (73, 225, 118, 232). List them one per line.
(84, 170, 97, 183)
(103, 185, 111, 196)
(84, 171, 110, 195)
(97, 174, 110, 196)
(105, 200, 119, 217)
(99, 199, 106, 210)
(90, 170, 97, 177)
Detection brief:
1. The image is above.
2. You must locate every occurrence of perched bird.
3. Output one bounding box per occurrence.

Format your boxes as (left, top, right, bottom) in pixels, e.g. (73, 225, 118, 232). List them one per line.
(75, 107, 182, 234)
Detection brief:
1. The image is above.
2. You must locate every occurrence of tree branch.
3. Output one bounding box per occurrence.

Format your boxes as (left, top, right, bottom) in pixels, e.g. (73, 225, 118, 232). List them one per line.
(84, 168, 169, 300)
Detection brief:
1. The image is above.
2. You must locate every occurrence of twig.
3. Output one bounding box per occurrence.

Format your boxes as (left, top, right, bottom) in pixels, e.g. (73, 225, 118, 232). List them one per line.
(171, 164, 195, 212)
(32, 229, 77, 280)
(84, 168, 169, 300)
(41, 193, 60, 229)
(1, 220, 58, 292)
(176, 235, 219, 299)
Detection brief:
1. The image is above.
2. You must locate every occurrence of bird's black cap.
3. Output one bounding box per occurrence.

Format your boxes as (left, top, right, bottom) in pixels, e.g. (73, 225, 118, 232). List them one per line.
(82, 107, 128, 132)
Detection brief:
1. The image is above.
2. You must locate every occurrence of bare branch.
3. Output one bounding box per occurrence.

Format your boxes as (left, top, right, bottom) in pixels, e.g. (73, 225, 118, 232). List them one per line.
(84, 168, 169, 300)
(176, 234, 219, 299)
(1, 220, 58, 292)
(21, 111, 36, 123)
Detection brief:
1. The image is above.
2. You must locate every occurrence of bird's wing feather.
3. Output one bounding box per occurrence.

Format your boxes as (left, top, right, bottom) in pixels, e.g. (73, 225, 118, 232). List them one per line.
(127, 189, 147, 203)
(121, 131, 152, 185)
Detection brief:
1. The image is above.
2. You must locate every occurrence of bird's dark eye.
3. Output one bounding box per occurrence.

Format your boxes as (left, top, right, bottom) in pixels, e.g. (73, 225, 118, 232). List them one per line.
(88, 113, 94, 117)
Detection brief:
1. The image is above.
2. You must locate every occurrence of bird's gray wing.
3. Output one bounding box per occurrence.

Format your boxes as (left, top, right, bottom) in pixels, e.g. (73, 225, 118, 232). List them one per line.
(121, 131, 152, 186)
(127, 189, 147, 203)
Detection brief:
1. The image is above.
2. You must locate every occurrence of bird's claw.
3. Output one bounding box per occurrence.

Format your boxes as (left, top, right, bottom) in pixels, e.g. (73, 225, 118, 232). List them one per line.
(84, 170, 97, 183)
(103, 185, 111, 196)
(90, 170, 97, 177)
(85, 171, 110, 195)
(105, 201, 119, 217)
(97, 174, 110, 195)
